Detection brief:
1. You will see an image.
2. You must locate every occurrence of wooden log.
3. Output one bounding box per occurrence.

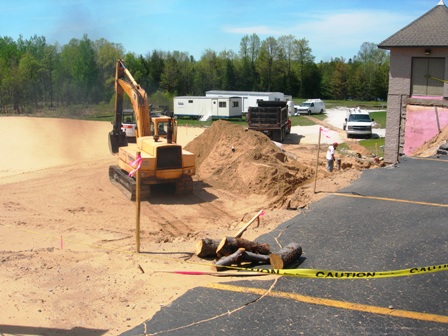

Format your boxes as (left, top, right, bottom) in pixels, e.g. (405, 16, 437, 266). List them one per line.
(214, 248, 246, 270)
(213, 248, 271, 271)
(216, 236, 270, 257)
(244, 251, 270, 264)
(269, 243, 302, 269)
(195, 238, 221, 258)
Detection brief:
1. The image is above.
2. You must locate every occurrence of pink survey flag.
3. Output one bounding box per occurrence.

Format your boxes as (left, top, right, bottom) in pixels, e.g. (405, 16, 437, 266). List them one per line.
(128, 154, 142, 177)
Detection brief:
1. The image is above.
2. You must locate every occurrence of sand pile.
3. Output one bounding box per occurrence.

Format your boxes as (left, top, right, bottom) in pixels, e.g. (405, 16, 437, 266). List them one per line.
(411, 124, 448, 157)
(185, 120, 314, 208)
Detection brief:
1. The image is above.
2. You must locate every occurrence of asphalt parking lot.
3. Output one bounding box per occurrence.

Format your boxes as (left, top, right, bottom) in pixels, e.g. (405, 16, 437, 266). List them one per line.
(123, 156, 448, 336)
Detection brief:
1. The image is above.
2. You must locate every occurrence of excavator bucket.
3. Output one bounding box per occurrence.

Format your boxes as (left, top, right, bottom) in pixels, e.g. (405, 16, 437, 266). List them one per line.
(108, 131, 128, 154)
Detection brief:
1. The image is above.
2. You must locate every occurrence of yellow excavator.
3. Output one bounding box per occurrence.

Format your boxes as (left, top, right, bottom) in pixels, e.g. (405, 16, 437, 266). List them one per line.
(108, 60, 195, 200)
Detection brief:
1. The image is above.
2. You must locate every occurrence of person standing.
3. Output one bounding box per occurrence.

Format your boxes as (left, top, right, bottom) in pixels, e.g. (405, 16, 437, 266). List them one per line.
(326, 142, 338, 172)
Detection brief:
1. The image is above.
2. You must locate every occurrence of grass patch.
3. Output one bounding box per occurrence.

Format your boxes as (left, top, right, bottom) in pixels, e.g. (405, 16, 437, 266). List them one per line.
(370, 111, 387, 128)
(295, 99, 387, 110)
(359, 138, 385, 157)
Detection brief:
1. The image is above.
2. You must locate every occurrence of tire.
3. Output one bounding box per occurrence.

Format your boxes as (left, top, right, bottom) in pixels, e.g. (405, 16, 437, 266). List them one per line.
(307, 110, 311, 115)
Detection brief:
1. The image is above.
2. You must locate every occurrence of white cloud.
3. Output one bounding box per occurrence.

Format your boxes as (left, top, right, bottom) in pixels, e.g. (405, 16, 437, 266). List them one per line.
(297, 10, 415, 60)
(222, 9, 417, 61)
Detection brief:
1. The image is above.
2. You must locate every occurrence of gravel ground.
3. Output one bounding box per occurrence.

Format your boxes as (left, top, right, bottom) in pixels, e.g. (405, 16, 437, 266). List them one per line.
(291, 107, 386, 145)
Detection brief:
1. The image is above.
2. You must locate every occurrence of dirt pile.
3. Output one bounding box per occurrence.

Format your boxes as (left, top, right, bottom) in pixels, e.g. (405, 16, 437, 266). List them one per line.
(186, 120, 315, 208)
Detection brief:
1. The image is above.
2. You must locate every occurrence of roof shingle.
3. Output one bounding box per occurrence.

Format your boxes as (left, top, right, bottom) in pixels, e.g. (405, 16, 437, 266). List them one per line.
(378, 1, 448, 48)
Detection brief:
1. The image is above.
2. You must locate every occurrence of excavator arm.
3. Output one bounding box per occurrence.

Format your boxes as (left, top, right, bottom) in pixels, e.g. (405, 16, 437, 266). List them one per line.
(109, 60, 152, 153)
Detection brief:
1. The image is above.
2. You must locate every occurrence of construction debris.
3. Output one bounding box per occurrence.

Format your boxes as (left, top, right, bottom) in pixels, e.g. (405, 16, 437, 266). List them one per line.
(194, 207, 302, 272)
(195, 238, 221, 258)
(213, 248, 270, 271)
(216, 237, 270, 257)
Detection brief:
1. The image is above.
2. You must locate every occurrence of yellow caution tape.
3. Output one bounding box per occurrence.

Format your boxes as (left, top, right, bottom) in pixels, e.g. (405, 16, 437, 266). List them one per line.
(234, 263, 448, 279)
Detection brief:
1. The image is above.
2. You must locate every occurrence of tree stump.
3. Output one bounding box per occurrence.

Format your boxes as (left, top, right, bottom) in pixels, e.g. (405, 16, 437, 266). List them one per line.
(195, 238, 221, 258)
(269, 243, 302, 269)
(216, 237, 270, 257)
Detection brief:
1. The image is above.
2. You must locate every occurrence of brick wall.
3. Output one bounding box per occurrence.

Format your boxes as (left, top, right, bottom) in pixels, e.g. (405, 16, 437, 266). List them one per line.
(384, 47, 448, 163)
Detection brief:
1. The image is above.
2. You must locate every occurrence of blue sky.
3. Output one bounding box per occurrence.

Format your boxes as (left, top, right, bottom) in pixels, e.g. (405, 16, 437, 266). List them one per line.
(2, 0, 444, 62)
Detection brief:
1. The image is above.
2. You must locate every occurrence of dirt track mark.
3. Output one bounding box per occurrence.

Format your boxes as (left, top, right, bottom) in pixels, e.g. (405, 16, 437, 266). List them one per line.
(141, 203, 194, 238)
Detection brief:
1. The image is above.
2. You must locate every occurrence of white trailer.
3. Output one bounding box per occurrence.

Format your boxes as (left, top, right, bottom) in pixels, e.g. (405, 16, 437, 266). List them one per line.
(173, 96, 243, 120)
(205, 90, 288, 115)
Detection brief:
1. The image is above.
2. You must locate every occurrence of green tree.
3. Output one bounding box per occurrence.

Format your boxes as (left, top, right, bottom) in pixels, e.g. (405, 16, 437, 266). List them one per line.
(293, 38, 314, 97)
(193, 49, 219, 94)
(95, 38, 125, 102)
(172, 51, 194, 96)
(216, 50, 236, 91)
(256, 37, 278, 91)
(18, 53, 40, 106)
(329, 58, 350, 100)
(60, 34, 99, 104)
(278, 35, 296, 94)
(354, 42, 389, 100)
(160, 53, 179, 94)
(147, 50, 165, 93)
(0, 37, 20, 111)
(248, 34, 261, 65)
(301, 62, 321, 98)
(238, 36, 256, 90)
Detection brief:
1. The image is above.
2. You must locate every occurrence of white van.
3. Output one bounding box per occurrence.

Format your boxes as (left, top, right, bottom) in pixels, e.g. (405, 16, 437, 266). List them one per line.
(294, 99, 325, 115)
(343, 108, 374, 138)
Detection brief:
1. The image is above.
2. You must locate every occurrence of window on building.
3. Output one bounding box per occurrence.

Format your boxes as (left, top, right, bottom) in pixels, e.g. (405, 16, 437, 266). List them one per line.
(188, 100, 193, 103)
(411, 57, 445, 96)
(233, 101, 239, 108)
(219, 102, 227, 108)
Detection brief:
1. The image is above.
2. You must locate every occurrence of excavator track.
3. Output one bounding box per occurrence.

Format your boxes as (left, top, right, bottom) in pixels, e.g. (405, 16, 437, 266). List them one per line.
(109, 165, 193, 201)
(174, 175, 194, 196)
(109, 165, 151, 201)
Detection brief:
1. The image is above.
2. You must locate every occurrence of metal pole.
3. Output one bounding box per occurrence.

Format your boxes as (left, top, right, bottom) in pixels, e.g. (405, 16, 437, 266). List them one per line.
(135, 151, 141, 253)
(313, 128, 322, 193)
(435, 106, 441, 133)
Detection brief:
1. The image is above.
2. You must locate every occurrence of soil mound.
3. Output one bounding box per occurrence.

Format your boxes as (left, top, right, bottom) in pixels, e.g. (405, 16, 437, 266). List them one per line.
(411, 124, 448, 157)
(185, 120, 313, 208)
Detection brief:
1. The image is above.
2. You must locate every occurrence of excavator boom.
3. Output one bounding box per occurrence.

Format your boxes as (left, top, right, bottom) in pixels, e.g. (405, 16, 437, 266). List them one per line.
(109, 60, 152, 153)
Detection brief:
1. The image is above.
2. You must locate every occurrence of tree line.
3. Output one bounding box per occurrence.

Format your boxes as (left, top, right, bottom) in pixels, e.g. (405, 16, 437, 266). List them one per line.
(0, 33, 389, 113)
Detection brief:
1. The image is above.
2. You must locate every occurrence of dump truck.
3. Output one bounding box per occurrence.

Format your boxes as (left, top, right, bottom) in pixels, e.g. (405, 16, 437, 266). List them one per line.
(108, 60, 195, 200)
(247, 101, 291, 142)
